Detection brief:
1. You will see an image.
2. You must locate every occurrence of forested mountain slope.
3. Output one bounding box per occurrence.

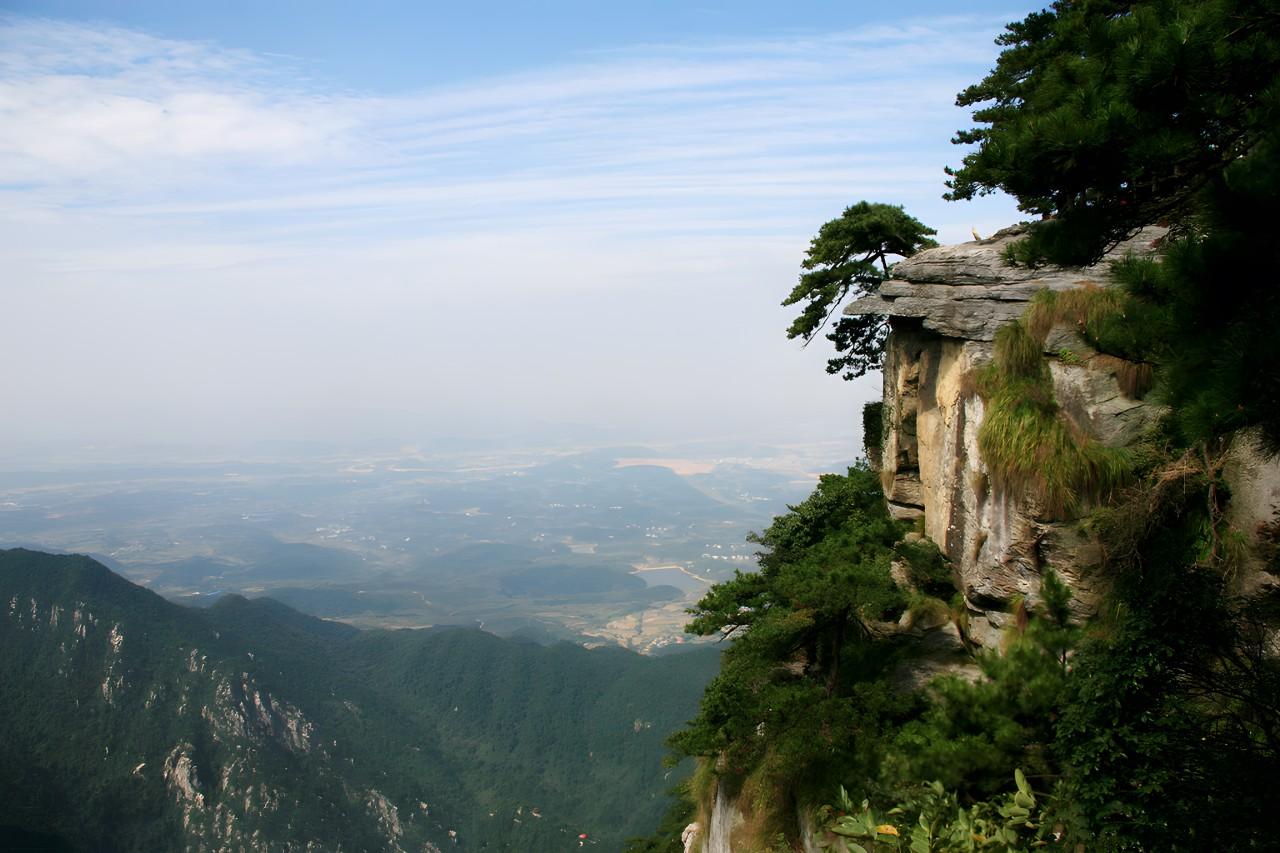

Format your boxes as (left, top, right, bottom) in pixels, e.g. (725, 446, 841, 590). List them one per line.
(0, 548, 719, 851)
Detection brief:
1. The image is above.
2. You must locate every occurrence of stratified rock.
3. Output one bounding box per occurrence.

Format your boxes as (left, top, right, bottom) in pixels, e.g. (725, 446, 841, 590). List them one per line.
(846, 226, 1166, 341)
(862, 226, 1172, 647)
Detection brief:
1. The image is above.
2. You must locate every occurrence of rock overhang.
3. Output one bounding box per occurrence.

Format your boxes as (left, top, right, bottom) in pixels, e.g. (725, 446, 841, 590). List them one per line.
(844, 225, 1166, 341)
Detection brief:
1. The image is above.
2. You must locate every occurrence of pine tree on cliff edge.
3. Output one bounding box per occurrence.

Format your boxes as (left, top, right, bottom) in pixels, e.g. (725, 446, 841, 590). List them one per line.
(782, 201, 936, 380)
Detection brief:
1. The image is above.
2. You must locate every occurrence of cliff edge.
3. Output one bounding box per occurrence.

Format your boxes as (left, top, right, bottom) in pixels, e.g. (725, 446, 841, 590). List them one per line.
(849, 225, 1279, 650)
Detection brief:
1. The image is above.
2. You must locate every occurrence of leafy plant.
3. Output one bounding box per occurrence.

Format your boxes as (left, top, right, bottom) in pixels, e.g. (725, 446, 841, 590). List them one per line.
(820, 770, 1049, 853)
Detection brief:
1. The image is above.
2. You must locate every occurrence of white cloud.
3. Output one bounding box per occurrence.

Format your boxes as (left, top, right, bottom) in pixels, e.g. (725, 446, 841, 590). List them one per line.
(0, 13, 1022, 448)
(0, 14, 1006, 222)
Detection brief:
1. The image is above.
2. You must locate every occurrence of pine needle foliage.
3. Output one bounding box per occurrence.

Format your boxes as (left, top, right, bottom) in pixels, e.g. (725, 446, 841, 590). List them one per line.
(946, 0, 1280, 265)
(975, 322, 1131, 518)
(884, 571, 1075, 803)
(669, 468, 915, 809)
(1108, 165, 1280, 452)
(783, 202, 937, 379)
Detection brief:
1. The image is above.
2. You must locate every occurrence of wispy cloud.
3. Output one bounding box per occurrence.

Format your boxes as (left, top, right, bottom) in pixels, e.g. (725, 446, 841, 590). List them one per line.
(0, 13, 1021, 448)
(1, 14, 1009, 239)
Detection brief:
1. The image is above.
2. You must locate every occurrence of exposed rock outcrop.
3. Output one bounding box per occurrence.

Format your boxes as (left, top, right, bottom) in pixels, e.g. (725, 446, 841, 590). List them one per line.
(702, 780, 744, 853)
(691, 225, 1280, 851)
(847, 226, 1164, 341)
(851, 225, 1279, 643)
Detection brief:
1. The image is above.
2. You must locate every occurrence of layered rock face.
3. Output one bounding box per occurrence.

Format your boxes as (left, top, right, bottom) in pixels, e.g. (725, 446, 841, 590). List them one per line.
(850, 225, 1279, 646)
(851, 227, 1160, 643)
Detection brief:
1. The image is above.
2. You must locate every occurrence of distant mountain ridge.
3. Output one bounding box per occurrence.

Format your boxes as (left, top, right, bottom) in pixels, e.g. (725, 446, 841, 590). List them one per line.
(0, 549, 718, 851)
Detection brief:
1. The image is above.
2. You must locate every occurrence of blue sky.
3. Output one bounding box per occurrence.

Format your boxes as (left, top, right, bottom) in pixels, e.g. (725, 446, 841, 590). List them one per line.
(6, 1, 1015, 88)
(0, 2, 1029, 453)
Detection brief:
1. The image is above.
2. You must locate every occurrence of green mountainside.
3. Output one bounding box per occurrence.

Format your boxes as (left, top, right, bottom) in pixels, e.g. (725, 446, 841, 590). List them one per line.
(0, 548, 719, 851)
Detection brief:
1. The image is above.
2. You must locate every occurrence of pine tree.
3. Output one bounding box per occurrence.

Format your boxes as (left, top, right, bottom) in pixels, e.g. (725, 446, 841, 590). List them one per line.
(946, 0, 1280, 265)
(782, 202, 936, 379)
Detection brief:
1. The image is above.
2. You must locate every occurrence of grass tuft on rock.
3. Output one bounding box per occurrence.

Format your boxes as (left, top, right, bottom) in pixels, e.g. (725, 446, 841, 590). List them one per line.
(1024, 286, 1158, 398)
(977, 321, 1131, 518)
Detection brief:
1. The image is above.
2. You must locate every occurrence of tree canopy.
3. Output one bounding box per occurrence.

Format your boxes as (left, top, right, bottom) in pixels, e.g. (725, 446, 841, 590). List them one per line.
(670, 467, 913, 781)
(782, 202, 936, 379)
(945, 0, 1280, 265)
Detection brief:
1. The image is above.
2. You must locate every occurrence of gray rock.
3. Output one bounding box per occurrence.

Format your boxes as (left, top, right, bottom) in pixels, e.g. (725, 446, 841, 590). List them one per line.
(1049, 358, 1163, 448)
(845, 226, 1166, 341)
(888, 224, 1165, 286)
(867, 225, 1172, 651)
(845, 287, 1030, 341)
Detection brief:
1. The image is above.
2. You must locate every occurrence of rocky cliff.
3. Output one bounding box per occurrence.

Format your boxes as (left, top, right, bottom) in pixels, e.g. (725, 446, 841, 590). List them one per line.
(851, 225, 1279, 647)
(852, 225, 1163, 646)
(689, 225, 1280, 852)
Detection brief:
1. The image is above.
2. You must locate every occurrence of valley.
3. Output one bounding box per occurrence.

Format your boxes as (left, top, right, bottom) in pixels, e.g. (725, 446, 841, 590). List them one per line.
(0, 441, 845, 653)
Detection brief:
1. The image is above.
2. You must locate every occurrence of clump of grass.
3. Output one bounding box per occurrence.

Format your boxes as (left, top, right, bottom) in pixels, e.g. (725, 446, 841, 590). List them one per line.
(1025, 286, 1158, 398)
(991, 319, 1047, 381)
(1026, 285, 1128, 343)
(977, 321, 1132, 518)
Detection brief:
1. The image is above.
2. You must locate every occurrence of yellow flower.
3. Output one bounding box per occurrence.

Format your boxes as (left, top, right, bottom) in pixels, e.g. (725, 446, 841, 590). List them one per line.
(876, 824, 899, 836)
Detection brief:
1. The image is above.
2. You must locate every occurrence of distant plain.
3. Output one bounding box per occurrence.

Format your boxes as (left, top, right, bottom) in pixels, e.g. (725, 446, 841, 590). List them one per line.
(0, 441, 850, 652)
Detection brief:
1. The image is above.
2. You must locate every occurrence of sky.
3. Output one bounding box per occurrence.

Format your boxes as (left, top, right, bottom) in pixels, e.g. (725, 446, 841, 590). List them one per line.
(0, 1, 1028, 457)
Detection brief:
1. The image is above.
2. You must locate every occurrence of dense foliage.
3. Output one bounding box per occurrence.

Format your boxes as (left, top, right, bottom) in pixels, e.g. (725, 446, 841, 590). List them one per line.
(660, 469, 972, 843)
(1052, 462, 1280, 850)
(783, 202, 936, 379)
(670, 468, 913, 792)
(1107, 158, 1280, 452)
(654, 460, 1280, 850)
(948, 0, 1280, 452)
(945, 0, 1280, 266)
(656, 468, 1096, 848)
